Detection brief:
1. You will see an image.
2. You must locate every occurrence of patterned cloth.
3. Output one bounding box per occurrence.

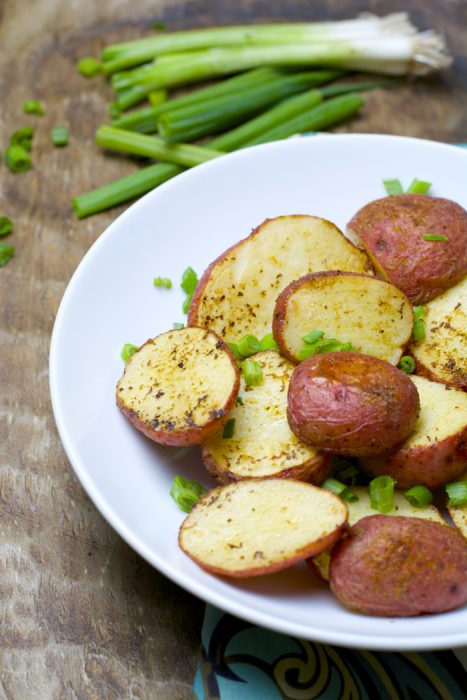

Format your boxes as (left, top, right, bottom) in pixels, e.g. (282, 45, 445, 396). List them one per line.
(194, 606, 467, 699)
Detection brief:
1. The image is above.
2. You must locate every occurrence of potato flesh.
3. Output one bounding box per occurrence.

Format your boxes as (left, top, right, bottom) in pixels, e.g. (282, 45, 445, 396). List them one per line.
(312, 488, 445, 582)
(276, 272, 412, 365)
(411, 276, 467, 389)
(117, 328, 238, 441)
(202, 351, 326, 481)
(179, 479, 348, 577)
(189, 215, 372, 341)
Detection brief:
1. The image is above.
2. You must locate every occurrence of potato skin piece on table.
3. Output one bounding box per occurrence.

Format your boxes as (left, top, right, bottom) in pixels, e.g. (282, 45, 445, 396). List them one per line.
(360, 375, 467, 490)
(202, 350, 330, 484)
(329, 515, 467, 617)
(116, 327, 239, 446)
(287, 352, 420, 456)
(179, 478, 348, 578)
(188, 215, 372, 341)
(273, 270, 413, 365)
(347, 194, 467, 305)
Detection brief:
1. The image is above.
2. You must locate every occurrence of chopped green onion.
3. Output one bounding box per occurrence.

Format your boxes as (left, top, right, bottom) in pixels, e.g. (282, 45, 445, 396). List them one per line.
(5, 145, 32, 174)
(404, 485, 433, 508)
(243, 358, 263, 386)
(173, 322, 184, 329)
(297, 334, 354, 361)
(398, 355, 416, 373)
(237, 334, 261, 357)
(78, 56, 102, 77)
(406, 178, 431, 194)
(369, 475, 395, 513)
(322, 477, 359, 502)
(302, 329, 325, 344)
(121, 343, 138, 362)
(236, 395, 244, 405)
(148, 89, 168, 106)
(422, 233, 448, 242)
(222, 418, 236, 438)
(153, 276, 172, 289)
(10, 127, 34, 151)
(412, 318, 426, 342)
(259, 332, 278, 351)
(446, 481, 467, 507)
(51, 127, 69, 147)
(413, 305, 427, 322)
(0, 243, 14, 267)
(0, 217, 13, 238)
(383, 178, 403, 195)
(182, 294, 193, 314)
(23, 100, 44, 115)
(227, 342, 242, 360)
(108, 102, 121, 119)
(170, 475, 207, 513)
(181, 266, 198, 295)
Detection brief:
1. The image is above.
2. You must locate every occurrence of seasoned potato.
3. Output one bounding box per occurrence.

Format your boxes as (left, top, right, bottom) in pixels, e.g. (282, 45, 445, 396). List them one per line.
(116, 327, 239, 446)
(347, 194, 467, 305)
(287, 352, 420, 456)
(448, 470, 467, 541)
(273, 271, 413, 365)
(188, 215, 372, 341)
(179, 478, 348, 578)
(310, 487, 445, 582)
(411, 275, 467, 390)
(329, 515, 467, 616)
(360, 375, 467, 490)
(202, 350, 330, 484)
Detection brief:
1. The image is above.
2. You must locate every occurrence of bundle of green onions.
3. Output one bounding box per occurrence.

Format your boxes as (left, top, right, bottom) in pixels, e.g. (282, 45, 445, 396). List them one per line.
(72, 13, 451, 218)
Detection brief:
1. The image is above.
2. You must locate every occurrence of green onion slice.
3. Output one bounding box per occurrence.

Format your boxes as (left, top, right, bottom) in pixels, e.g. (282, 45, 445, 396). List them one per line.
(170, 475, 207, 513)
(243, 358, 263, 386)
(153, 276, 172, 288)
(182, 294, 193, 314)
(181, 266, 198, 295)
(121, 343, 138, 362)
(51, 127, 69, 147)
(403, 485, 433, 508)
(222, 418, 236, 438)
(78, 56, 102, 77)
(413, 306, 427, 322)
(173, 322, 184, 329)
(406, 178, 431, 194)
(0, 243, 14, 267)
(0, 217, 13, 238)
(302, 329, 325, 344)
(10, 127, 34, 151)
(23, 100, 44, 115)
(446, 481, 467, 507)
(383, 178, 403, 195)
(236, 395, 244, 405)
(259, 332, 278, 351)
(227, 342, 242, 360)
(422, 233, 448, 242)
(237, 333, 261, 357)
(5, 145, 32, 174)
(322, 477, 359, 502)
(412, 318, 426, 343)
(398, 355, 416, 374)
(369, 475, 395, 513)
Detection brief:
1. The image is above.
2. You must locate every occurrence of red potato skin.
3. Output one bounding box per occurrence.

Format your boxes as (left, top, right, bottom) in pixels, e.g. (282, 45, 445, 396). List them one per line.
(347, 194, 467, 305)
(330, 515, 467, 617)
(360, 426, 467, 490)
(287, 352, 420, 457)
(116, 336, 240, 447)
(201, 448, 333, 486)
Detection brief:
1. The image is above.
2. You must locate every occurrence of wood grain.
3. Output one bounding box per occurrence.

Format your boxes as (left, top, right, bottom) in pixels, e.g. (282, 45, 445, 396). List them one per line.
(0, 0, 465, 697)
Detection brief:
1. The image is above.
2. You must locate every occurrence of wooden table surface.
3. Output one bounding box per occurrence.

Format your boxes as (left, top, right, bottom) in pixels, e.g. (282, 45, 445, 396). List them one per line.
(0, 0, 465, 697)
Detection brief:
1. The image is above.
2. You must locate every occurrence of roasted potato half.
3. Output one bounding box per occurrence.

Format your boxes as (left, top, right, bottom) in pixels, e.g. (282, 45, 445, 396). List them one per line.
(273, 271, 413, 365)
(287, 352, 420, 456)
(347, 194, 467, 305)
(360, 375, 467, 490)
(188, 215, 372, 341)
(411, 275, 467, 390)
(116, 327, 239, 446)
(310, 487, 445, 582)
(329, 515, 467, 616)
(202, 350, 330, 484)
(179, 478, 348, 578)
